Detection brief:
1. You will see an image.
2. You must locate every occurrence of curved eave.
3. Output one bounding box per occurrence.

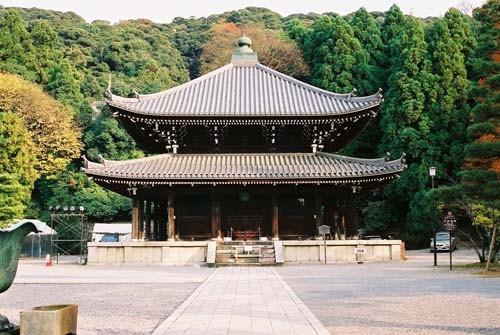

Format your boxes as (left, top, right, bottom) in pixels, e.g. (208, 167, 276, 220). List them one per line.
(107, 99, 381, 120)
(82, 154, 406, 185)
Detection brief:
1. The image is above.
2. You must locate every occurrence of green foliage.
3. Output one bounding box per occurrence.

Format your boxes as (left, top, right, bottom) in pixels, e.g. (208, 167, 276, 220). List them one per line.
(0, 9, 37, 81)
(297, 16, 371, 94)
(45, 59, 84, 108)
(0, 73, 83, 175)
(83, 110, 143, 162)
(0, 112, 37, 226)
(460, 0, 500, 210)
(36, 169, 130, 222)
(425, 8, 474, 176)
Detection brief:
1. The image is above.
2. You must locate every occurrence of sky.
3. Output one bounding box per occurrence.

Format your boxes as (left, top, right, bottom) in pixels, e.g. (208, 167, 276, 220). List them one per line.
(1, 0, 487, 23)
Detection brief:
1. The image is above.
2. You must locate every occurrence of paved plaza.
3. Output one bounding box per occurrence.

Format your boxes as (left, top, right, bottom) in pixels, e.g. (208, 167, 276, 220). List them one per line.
(153, 267, 328, 335)
(1, 249, 499, 334)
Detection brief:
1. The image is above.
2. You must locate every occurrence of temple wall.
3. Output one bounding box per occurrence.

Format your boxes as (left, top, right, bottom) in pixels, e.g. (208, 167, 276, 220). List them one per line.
(88, 241, 208, 265)
(282, 240, 402, 264)
(88, 240, 402, 265)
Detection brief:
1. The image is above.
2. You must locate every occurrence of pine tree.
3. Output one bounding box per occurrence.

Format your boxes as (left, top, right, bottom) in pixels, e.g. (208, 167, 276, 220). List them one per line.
(461, 0, 500, 209)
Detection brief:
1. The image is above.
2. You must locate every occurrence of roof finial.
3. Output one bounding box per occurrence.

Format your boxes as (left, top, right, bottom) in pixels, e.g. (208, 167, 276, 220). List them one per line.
(232, 35, 257, 65)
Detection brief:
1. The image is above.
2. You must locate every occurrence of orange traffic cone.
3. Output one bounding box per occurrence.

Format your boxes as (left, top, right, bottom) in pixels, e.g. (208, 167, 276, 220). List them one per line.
(45, 254, 52, 266)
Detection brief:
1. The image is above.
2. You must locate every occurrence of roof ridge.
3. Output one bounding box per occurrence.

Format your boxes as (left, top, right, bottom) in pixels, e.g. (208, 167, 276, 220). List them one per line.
(254, 63, 382, 102)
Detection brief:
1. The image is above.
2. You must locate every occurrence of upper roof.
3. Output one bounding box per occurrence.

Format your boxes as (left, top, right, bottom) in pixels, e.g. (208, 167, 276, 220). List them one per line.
(107, 38, 382, 118)
(82, 152, 405, 185)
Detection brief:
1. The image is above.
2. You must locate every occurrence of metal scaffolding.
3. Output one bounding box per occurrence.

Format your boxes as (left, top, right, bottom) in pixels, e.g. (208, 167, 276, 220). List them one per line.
(49, 206, 88, 265)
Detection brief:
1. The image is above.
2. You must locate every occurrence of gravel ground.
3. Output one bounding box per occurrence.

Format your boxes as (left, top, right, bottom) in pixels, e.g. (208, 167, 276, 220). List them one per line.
(2, 249, 499, 335)
(277, 249, 500, 335)
(1, 283, 197, 334)
(1, 262, 213, 335)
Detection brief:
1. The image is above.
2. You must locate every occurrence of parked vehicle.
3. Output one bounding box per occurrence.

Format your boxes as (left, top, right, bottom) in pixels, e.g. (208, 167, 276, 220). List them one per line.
(430, 231, 457, 252)
(99, 233, 119, 242)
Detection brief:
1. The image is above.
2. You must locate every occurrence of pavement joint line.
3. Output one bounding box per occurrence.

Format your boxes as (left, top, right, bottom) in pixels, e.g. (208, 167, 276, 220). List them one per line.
(152, 267, 220, 335)
(271, 268, 330, 335)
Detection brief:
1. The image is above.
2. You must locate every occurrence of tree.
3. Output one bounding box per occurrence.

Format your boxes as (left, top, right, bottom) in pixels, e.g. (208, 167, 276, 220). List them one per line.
(0, 9, 37, 81)
(343, 8, 385, 157)
(83, 110, 143, 162)
(461, 0, 500, 209)
(349, 7, 384, 91)
(0, 112, 37, 227)
(299, 16, 371, 94)
(371, 7, 433, 243)
(199, 23, 308, 78)
(0, 73, 83, 175)
(45, 59, 84, 108)
(29, 19, 61, 84)
(425, 9, 475, 177)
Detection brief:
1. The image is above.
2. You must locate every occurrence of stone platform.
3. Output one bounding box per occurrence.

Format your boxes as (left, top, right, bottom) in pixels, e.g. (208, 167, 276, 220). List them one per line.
(88, 239, 402, 266)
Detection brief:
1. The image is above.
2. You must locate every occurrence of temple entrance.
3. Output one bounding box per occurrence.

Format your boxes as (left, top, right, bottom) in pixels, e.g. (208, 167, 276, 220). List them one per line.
(221, 194, 269, 240)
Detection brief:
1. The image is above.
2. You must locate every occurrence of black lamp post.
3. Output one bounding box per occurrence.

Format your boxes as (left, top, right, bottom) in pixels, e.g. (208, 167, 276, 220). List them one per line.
(443, 212, 457, 271)
(429, 166, 437, 266)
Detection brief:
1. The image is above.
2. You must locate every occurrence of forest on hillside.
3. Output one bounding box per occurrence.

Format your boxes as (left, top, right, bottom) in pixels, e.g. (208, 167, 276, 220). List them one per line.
(0, 2, 498, 251)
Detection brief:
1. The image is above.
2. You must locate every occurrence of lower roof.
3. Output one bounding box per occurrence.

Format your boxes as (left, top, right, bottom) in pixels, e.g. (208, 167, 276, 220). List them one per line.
(82, 152, 405, 186)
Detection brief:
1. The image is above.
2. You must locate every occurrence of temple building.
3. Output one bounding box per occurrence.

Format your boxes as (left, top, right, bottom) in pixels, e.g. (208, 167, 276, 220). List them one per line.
(83, 37, 405, 244)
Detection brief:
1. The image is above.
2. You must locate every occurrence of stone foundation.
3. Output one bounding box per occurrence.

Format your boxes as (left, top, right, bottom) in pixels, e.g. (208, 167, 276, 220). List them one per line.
(87, 240, 402, 265)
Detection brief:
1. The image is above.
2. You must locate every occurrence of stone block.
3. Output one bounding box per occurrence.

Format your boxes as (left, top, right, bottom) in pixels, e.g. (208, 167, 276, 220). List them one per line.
(107, 247, 117, 263)
(153, 247, 162, 262)
(96, 247, 107, 263)
(141, 247, 155, 263)
(124, 246, 133, 262)
(296, 246, 310, 262)
(87, 247, 97, 263)
(163, 246, 180, 264)
(284, 246, 297, 262)
(116, 247, 124, 263)
(20, 304, 78, 335)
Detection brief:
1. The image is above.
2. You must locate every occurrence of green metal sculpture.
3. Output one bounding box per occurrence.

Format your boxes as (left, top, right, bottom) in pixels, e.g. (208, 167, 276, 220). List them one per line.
(0, 221, 38, 333)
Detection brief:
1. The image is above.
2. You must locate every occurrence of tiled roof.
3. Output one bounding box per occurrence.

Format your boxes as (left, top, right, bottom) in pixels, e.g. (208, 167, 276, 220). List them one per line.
(107, 63, 382, 118)
(82, 152, 404, 184)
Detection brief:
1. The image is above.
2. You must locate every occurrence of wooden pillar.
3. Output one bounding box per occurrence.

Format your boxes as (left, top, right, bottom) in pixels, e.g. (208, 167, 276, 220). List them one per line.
(144, 200, 151, 241)
(332, 200, 339, 240)
(153, 202, 160, 241)
(138, 200, 144, 240)
(159, 203, 166, 241)
(272, 194, 279, 240)
(132, 197, 140, 240)
(211, 195, 221, 240)
(168, 193, 175, 241)
(340, 197, 346, 240)
(314, 193, 322, 237)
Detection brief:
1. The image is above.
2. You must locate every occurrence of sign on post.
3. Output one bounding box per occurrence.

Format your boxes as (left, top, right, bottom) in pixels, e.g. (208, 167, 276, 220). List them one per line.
(318, 225, 331, 236)
(318, 225, 330, 265)
(354, 247, 366, 254)
(355, 245, 366, 264)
